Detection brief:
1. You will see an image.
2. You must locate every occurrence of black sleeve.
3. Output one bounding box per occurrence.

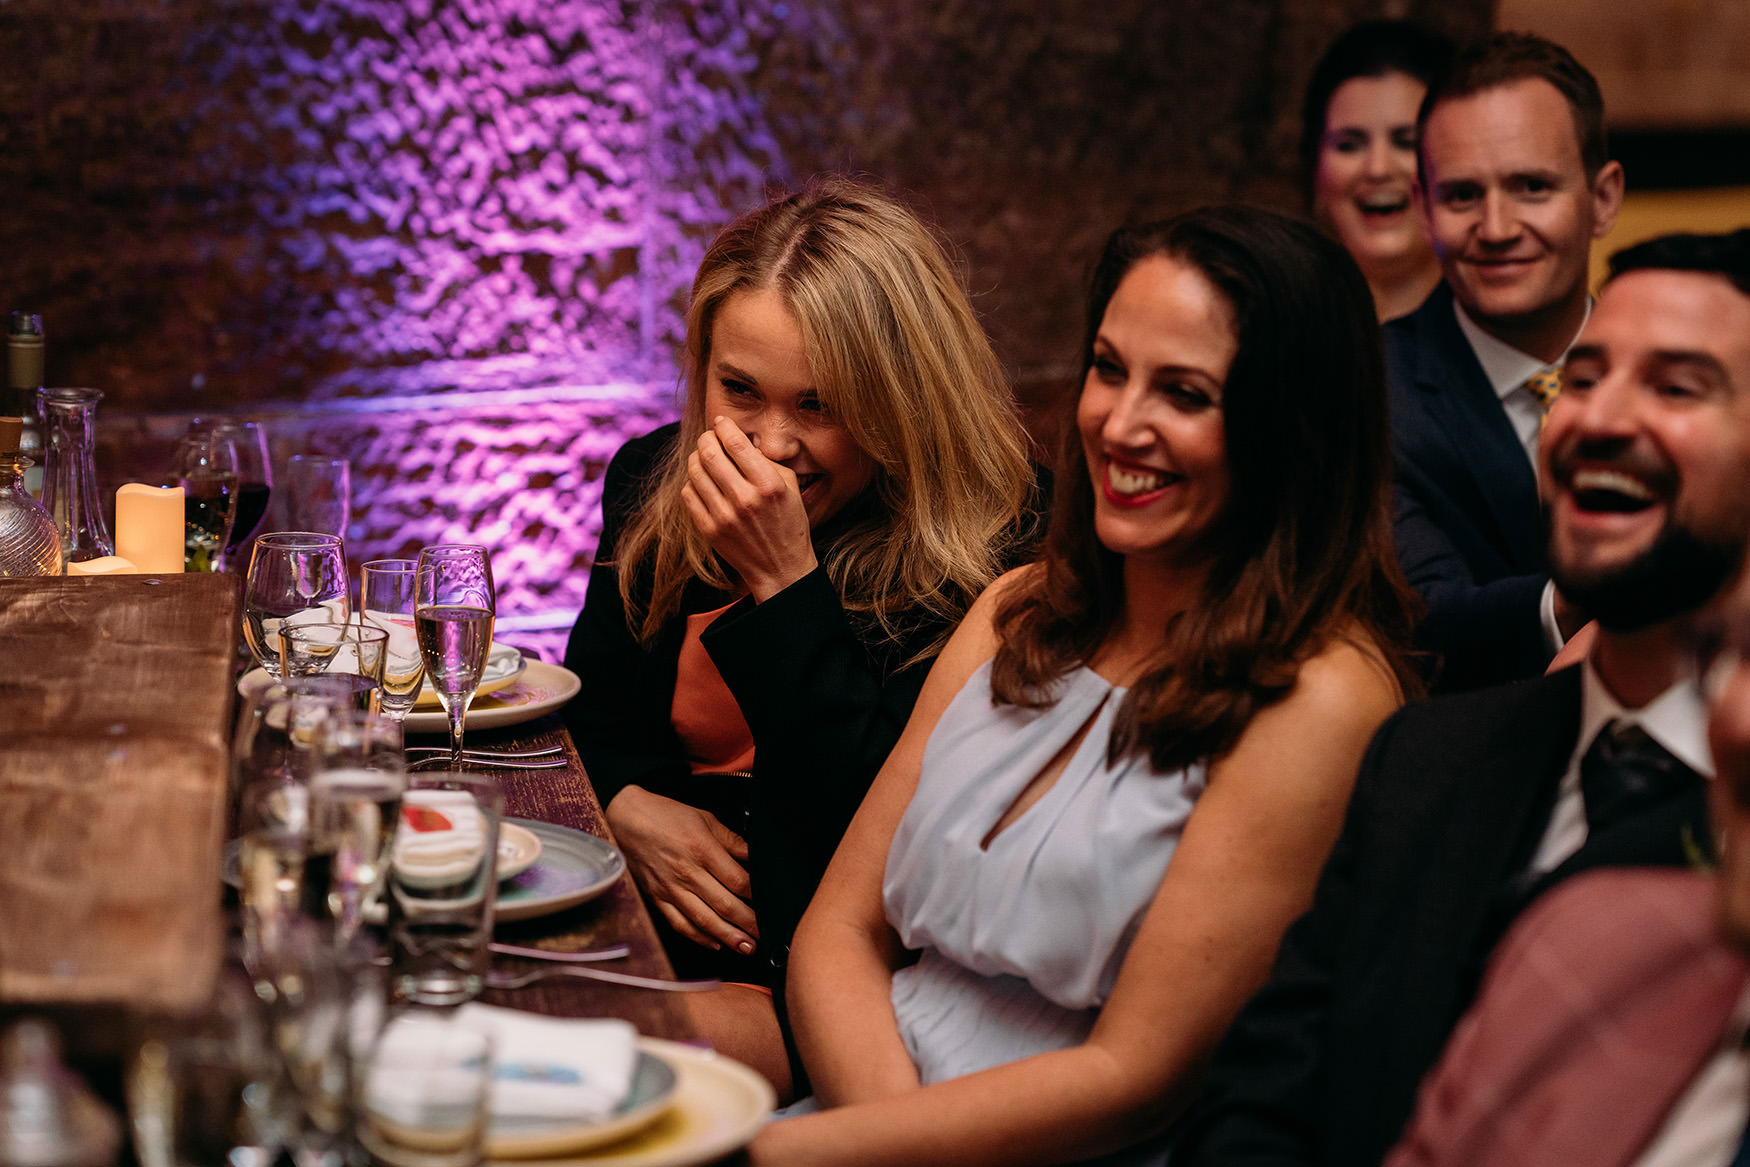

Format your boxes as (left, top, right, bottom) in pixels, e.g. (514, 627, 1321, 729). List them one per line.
(701, 568, 947, 951)
(560, 425, 691, 811)
(1172, 712, 1401, 1167)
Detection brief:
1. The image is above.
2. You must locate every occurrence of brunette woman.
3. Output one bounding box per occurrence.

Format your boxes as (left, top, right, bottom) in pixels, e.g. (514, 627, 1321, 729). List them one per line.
(756, 207, 1420, 1163)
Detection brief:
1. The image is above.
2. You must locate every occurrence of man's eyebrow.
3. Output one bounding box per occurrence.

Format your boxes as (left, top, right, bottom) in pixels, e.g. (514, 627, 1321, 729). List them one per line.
(1565, 343, 1604, 364)
(1648, 349, 1729, 380)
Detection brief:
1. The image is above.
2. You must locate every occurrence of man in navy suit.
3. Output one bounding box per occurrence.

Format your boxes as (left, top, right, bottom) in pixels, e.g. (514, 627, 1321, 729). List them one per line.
(1388, 32, 1624, 691)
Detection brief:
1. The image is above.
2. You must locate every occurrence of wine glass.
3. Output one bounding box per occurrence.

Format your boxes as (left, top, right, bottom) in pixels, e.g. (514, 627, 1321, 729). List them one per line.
(199, 419, 273, 572)
(414, 546, 495, 769)
(286, 455, 352, 539)
(359, 559, 427, 726)
(170, 429, 238, 573)
(243, 533, 349, 679)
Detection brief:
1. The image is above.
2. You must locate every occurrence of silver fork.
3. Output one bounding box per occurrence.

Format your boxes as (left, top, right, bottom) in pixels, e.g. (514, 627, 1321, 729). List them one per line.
(404, 744, 564, 760)
(489, 942, 631, 963)
(486, 965, 720, 992)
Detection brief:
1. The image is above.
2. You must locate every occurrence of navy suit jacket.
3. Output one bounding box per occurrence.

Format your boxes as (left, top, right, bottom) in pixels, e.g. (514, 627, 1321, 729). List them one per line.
(1172, 667, 1713, 1167)
(1386, 285, 1551, 692)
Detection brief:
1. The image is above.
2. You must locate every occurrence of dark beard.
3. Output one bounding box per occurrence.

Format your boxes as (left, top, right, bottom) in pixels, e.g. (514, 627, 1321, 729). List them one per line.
(1547, 509, 1745, 633)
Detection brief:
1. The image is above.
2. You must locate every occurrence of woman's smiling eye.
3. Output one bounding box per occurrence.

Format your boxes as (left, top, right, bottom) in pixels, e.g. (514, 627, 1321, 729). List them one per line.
(1162, 381, 1214, 410)
(719, 376, 757, 399)
(1091, 355, 1125, 383)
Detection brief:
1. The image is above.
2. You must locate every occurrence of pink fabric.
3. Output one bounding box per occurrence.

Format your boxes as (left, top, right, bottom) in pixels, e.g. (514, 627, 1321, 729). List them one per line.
(1385, 869, 1749, 1167)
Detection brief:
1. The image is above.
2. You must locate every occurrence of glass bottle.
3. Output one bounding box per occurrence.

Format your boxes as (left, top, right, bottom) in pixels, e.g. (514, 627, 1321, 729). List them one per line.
(0, 416, 61, 576)
(37, 388, 114, 565)
(0, 1017, 122, 1167)
(7, 312, 45, 498)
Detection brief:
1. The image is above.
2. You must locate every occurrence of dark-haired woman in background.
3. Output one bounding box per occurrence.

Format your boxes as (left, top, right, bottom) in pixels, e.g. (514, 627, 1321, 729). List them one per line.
(751, 207, 1421, 1164)
(563, 177, 1038, 1096)
(1303, 20, 1455, 321)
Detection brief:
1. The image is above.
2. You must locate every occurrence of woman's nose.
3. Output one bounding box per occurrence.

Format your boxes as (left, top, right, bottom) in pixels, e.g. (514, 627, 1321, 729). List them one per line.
(749, 417, 801, 462)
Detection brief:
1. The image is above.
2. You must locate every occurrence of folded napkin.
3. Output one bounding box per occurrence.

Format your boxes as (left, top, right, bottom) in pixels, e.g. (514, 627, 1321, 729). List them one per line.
(365, 1011, 492, 1132)
(394, 790, 489, 884)
(458, 1003, 638, 1122)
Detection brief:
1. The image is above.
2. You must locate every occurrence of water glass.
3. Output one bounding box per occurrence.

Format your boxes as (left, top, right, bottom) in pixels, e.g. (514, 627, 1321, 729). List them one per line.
(283, 622, 389, 713)
(287, 455, 352, 538)
(414, 546, 496, 769)
(170, 428, 238, 573)
(361, 559, 426, 725)
(388, 771, 503, 1005)
(233, 674, 362, 798)
(359, 1009, 494, 1167)
(245, 532, 349, 678)
(312, 711, 407, 945)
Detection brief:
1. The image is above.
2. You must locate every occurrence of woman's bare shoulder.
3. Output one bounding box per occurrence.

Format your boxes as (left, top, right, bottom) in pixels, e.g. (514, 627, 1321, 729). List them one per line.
(1284, 627, 1406, 727)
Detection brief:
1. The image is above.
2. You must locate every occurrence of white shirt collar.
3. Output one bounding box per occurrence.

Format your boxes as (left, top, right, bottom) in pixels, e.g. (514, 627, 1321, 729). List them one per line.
(1576, 655, 1715, 781)
(1452, 297, 1592, 403)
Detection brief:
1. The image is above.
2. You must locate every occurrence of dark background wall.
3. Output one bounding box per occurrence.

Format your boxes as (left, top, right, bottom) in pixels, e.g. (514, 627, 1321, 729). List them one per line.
(0, 0, 1490, 657)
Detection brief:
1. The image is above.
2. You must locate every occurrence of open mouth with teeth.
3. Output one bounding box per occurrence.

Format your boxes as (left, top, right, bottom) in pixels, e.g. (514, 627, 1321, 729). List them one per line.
(1103, 460, 1182, 505)
(1567, 468, 1659, 514)
(1356, 194, 1410, 220)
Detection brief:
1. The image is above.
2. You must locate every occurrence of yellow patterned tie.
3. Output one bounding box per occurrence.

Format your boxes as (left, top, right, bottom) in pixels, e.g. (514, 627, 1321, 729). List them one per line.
(1525, 368, 1563, 413)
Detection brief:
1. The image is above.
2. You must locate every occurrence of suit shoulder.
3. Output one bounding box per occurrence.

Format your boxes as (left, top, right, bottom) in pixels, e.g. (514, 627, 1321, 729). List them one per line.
(1371, 666, 1580, 755)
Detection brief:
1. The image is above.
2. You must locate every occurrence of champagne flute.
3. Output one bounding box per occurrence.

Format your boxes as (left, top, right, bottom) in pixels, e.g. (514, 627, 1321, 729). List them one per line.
(359, 559, 426, 726)
(244, 532, 349, 679)
(414, 546, 495, 769)
(170, 429, 238, 573)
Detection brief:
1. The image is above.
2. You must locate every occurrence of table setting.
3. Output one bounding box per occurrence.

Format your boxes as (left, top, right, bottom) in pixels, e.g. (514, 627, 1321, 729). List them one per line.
(0, 423, 774, 1167)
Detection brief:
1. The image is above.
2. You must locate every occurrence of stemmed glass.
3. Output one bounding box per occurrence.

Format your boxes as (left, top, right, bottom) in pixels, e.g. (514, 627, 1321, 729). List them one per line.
(201, 419, 273, 572)
(359, 559, 427, 726)
(244, 533, 349, 679)
(414, 546, 496, 769)
(311, 711, 406, 947)
(286, 455, 352, 539)
(170, 428, 238, 573)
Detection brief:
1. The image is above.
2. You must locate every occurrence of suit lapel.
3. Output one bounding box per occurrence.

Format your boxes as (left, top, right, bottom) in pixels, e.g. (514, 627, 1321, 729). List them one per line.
(1410, 289, 1543, 568)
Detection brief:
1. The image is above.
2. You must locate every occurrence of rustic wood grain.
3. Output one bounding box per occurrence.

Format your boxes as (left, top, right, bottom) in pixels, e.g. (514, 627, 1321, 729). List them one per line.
(0, 574, 240, 1013)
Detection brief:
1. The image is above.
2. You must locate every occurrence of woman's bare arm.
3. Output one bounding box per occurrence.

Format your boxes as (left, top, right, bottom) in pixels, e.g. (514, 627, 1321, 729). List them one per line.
(755, 634, 1404, 1165)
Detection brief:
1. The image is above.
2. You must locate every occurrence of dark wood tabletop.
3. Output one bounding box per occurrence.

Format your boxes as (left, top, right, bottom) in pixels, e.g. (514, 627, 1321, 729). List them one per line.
(406, 714, 699, 1043)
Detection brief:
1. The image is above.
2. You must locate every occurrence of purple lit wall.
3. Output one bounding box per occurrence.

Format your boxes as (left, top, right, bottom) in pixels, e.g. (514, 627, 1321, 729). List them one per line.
(3, 0, 1489, 661)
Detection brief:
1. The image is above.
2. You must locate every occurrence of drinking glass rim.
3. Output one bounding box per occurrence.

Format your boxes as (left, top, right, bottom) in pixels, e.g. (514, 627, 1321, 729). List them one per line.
(257, 531, 343, 548)
(363, 558, 419, 573)
(416, 544, 490, 561)
(283, 622, 388, 646)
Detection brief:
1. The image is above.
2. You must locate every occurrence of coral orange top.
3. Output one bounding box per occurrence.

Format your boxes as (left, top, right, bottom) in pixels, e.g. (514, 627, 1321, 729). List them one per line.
(669, 602, 757, 775)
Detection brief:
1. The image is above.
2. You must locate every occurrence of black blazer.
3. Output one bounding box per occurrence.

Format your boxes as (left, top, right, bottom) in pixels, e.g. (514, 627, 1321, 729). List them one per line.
(1387, 285, 1551, 692)
(561, 424, 951, 984)
(1173, 666, 1710, 1167)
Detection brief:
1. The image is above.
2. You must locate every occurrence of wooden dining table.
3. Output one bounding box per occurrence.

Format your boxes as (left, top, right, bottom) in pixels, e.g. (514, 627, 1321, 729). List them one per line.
(408, 713, 698, 1041)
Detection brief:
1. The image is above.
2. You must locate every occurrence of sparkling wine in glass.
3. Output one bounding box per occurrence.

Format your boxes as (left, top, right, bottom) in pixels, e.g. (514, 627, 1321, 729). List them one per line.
(414, 546, 495, 769)
(171, 429, 239, 573)
(244, 532, 349, 679)
(360, 559, 426, 725)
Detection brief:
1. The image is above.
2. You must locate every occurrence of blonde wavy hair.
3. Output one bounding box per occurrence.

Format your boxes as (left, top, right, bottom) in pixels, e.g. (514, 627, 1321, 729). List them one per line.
(615, 175, 1034, 660)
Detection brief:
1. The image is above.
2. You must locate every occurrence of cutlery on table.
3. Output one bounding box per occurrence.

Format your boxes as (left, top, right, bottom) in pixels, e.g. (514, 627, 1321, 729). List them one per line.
(489, 942, 631, 963)
(404, 744, 564, 760)
(486, 965, 721, 992)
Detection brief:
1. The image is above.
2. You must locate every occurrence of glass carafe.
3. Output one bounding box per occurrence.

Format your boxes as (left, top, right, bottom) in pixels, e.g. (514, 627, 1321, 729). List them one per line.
(38, 388, 113, 565)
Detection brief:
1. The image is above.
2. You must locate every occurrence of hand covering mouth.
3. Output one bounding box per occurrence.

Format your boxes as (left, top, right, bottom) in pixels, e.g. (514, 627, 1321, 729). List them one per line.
(795, 472, 824, 493)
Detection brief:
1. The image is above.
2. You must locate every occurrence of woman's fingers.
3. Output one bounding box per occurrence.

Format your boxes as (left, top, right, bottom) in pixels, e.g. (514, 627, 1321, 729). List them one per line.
(682, 422, 818, 601)
(608, 788, 760, 954)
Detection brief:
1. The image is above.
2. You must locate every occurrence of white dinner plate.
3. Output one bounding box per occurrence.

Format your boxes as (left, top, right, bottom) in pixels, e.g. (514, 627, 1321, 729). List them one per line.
(238, 658, 581, 736)
(485, 1038, 774, 1167)
(487, 1047, 679, 1159)
(410, 642, 526, 709)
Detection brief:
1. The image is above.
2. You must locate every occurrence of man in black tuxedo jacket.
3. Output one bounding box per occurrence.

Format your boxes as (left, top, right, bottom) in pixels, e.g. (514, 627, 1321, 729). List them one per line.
(1387, 33, 1623, 691)
(1174, 229, 1750, 1167)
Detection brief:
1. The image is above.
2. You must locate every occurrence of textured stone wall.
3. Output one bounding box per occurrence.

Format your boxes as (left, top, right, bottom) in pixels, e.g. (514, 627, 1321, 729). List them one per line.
(0, 0, 1488, 659)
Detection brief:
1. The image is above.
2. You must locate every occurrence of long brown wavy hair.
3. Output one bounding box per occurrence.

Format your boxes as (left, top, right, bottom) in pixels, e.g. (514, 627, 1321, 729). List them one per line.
(616, 176, 1034, 661)
(992, 207, 1422, 772)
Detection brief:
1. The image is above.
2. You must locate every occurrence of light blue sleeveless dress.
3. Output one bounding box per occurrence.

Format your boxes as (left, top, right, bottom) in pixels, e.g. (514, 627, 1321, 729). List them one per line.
(880, 659, 1207, 1164)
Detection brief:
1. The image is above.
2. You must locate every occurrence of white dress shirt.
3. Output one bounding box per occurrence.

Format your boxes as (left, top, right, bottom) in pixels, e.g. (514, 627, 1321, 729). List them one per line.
(1452, 298, 1590, 468)
(1528, 657, 1714, 877)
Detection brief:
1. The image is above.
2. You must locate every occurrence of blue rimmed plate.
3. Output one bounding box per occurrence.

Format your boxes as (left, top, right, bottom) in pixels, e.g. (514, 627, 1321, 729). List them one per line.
(494, 818, 626, 923)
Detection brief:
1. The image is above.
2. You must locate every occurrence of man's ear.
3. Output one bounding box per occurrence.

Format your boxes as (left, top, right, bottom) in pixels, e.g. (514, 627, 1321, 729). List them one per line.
(1590, 160, 1626, 240)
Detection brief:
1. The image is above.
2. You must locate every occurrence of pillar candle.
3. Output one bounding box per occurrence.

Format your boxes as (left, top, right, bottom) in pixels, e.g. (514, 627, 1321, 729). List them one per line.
(115, 484, 185, 574)
(66, 555, 139, 576)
